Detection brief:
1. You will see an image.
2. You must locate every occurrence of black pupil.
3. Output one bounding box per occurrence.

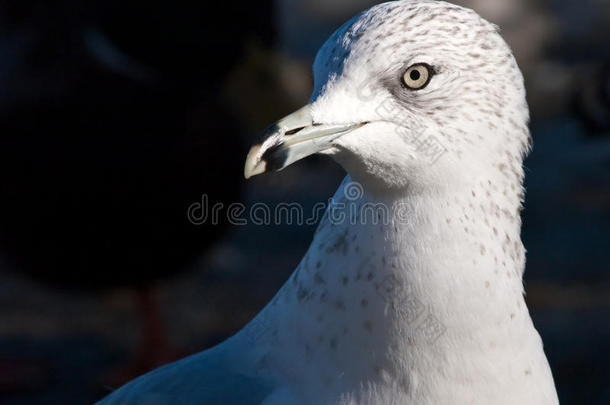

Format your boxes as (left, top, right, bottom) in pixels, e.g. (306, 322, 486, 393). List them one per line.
(410, 69, 421, 81)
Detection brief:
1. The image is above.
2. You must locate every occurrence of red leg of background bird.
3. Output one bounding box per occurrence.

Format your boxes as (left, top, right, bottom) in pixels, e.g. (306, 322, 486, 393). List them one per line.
(134, 287, 179, 367)
(100, 287, 181, 389)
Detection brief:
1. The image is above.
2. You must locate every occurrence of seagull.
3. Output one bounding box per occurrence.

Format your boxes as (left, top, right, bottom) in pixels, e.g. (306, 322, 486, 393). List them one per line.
(97, 1, 559, 404)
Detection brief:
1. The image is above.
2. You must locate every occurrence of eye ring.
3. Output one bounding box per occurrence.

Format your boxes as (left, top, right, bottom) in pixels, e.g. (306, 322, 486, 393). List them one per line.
(401, 63, 434, 90)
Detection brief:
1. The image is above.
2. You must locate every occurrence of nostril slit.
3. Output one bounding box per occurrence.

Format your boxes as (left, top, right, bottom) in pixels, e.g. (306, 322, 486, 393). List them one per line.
(285, 126, 306, 135)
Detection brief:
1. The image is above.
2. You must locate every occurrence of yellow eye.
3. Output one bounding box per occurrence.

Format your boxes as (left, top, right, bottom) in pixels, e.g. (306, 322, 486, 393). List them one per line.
(402, 63, 432, 90)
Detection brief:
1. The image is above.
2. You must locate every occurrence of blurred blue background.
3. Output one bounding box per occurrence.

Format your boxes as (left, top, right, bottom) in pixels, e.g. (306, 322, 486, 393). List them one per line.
(0, 0, 608, 404)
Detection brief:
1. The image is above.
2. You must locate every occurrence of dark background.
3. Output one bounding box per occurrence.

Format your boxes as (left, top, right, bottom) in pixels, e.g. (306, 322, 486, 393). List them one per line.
(0, 0, 608, 404)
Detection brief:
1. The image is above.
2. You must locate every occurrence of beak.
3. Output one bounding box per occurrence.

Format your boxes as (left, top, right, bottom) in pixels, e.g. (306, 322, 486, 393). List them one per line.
(244, 105, 366, 179)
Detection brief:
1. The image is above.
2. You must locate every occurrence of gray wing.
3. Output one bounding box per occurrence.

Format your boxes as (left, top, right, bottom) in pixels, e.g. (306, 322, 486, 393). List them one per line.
(95, 343, 274, 405)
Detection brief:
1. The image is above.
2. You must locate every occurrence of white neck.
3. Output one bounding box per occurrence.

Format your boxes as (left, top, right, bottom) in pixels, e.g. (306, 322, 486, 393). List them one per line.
(238, 175, 558, 405)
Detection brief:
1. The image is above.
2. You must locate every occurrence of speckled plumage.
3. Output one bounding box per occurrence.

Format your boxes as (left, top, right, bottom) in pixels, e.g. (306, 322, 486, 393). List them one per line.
(97, 1, 559, 404)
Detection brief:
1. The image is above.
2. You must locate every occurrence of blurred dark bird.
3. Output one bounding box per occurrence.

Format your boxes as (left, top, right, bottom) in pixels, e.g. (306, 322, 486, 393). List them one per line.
(574, 63, 610, 134)
(0, 0, 274, 389)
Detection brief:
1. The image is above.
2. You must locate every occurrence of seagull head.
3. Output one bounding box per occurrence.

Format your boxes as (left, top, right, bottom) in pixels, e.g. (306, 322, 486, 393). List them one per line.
(245, 0, 531, 194)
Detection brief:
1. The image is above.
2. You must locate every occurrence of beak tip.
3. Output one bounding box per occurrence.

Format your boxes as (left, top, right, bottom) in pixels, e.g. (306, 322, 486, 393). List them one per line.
(244, 144, 266, 179)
